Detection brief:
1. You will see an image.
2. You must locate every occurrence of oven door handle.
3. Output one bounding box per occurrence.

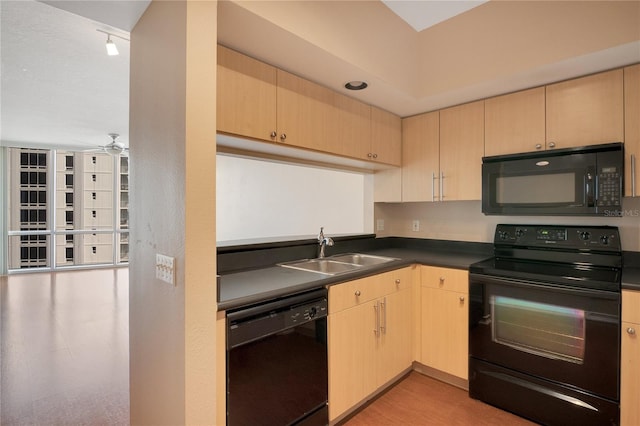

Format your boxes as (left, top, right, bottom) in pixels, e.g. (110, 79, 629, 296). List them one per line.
(469, 273, 620, 300)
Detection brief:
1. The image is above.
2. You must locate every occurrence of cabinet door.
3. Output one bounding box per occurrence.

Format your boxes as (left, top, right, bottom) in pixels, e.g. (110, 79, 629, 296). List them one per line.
(439, 100, 484, 201)
(621, 321, 639, 426)
(216, 45, 277, 141)
(420, 287, 468, 380)
(371, 107, 402, 166)
(333, 93, 371, 161)
(625, 64, 640, 197)
(546, 69, 624, 149)
(376, 288, 413, 386)
(328, 300, 376, 421)
(485, 87, 546, 156)
(402, 111, 439, 202)
(276, 69, 335, 152)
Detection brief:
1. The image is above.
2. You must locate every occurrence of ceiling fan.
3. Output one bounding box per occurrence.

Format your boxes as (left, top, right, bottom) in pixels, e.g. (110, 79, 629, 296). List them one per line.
(90, 133, 129, 156)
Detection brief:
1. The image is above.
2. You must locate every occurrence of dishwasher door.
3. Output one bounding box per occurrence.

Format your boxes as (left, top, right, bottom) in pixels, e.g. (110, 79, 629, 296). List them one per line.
(226, 289, 328, 426)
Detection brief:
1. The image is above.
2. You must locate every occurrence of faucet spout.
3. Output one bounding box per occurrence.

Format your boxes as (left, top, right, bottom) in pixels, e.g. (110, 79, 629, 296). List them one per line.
(317, 227, 334, 258)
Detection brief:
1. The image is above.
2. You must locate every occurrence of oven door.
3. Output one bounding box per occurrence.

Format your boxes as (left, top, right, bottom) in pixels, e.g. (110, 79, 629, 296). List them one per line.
(469, 273, 620, 401)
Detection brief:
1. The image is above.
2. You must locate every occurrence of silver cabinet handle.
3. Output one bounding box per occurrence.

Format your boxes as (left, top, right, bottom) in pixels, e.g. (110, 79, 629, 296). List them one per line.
(632, 154, 636, 197)
(395, 279, 400, 285)
(355, 290, 361, 297)
(381, 297, 387, 334)
(373, 301, 380, 335)
(270, 131, 277, 138)
(459, 296, 465, 302)
(548, 141, 556, 148)
(367, 153, 373, 158)
(439, 276, 445, 285)
(440, 171, 445, 201)
(431, 172, 436, 202)
(628, 327, 636, 335)
(535, 143, 542, 150)
(373, 153, 378, 159)
(280, 133, 287, 141)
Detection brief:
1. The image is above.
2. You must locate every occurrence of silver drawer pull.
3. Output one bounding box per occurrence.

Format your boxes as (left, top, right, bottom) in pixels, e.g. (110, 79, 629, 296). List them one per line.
(459, 296, 465, 302)
(355, 290, 361, 297)
(628, 327, 636, 335)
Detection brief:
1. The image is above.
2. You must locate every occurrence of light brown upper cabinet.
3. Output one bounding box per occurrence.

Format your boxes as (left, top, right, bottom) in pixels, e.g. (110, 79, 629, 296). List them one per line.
(485, 87, 546, 156)
(370, 107, 402, 166)
(546, 69, 624, 149)
(217, 45, 401, 166)
(217, 45, 277, 142)
(401, 111, 440, 202)
(624, 64, 640, 197)
(439, 100, 485, 201)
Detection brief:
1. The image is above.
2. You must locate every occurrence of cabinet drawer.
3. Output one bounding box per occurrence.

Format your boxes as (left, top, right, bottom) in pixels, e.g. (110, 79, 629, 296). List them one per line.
(330, 277, 376, 313)
(623, 290, 640, 324)
(329, 267, 413, 314)
(421, 266, 468, 293)
(376, 267, 413, 295)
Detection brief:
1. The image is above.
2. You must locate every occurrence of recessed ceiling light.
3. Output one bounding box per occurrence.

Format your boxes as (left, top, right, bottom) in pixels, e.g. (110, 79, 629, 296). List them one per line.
(345, 81, 368, 90)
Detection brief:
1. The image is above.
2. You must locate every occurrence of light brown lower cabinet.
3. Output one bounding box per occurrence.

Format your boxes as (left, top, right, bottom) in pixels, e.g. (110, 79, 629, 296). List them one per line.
(328, 267, 413, 421)
(419, 265, 469, 380)
(621, 290, 640, 426)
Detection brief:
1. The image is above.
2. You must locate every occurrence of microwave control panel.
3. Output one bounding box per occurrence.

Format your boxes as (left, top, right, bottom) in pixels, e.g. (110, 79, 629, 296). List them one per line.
(597, 166, 621, 207)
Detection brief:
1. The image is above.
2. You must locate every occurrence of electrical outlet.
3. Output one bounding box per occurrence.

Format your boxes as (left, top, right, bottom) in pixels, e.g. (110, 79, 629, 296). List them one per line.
(377, 219, 385, 231)
(156, 254, 175, 285)
(412, 220, 420, 232)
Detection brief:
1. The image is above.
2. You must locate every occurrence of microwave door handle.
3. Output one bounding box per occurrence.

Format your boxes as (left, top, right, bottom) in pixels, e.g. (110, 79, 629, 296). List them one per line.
(585, 171, 595, 207)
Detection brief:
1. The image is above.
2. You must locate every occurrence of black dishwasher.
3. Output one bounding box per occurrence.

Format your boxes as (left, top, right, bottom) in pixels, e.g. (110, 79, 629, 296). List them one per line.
(226, 288, 328, 426)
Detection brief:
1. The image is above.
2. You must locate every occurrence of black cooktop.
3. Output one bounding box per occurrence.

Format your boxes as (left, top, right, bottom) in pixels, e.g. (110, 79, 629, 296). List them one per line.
(470, 224, 623, 293)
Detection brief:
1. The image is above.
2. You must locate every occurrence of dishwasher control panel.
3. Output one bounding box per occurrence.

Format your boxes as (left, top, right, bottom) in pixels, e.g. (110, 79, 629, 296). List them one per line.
(286, 297, 328, 328)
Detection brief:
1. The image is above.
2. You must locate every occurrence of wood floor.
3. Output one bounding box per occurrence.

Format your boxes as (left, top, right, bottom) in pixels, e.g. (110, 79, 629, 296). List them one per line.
(0, 268, 129, 425)
(343, 372, 537, 426)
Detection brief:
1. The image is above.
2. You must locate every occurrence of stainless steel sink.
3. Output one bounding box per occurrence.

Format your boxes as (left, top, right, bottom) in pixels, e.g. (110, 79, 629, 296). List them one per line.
(279, 253, 397, 276)
(329, 253, 398, 266)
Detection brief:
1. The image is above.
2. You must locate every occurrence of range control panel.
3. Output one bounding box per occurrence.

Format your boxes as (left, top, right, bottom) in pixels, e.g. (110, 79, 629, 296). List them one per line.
(495, 224, 621, 251)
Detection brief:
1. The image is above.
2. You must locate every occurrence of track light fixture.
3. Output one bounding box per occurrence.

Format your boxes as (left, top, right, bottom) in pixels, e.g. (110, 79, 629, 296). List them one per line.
(96, 29, 129, 57)
(105, 34, 118, 56)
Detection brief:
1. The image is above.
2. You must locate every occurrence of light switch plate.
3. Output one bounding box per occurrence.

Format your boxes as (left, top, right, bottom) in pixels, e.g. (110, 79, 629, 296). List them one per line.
(412, 220, 420, 232)
(156, 254, 175, 285)
(377, 219, 385, 231)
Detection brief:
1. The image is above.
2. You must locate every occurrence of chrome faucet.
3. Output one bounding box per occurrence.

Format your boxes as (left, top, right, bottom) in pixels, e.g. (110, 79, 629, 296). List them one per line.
(317, 227, 334, 258)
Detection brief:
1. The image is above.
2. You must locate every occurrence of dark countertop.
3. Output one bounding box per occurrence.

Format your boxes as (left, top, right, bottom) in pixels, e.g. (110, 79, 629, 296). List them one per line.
(623, 252, 640, 292)
(217, 235, 640, 311)
(218, 236, 493, 311)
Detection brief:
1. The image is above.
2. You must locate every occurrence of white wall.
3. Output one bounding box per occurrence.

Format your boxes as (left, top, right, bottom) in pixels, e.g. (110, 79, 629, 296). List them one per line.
(216, 154, 374, 241)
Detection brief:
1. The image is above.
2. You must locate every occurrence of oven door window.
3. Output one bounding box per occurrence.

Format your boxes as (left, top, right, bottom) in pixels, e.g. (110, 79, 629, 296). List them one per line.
(491, 296, 585, 364)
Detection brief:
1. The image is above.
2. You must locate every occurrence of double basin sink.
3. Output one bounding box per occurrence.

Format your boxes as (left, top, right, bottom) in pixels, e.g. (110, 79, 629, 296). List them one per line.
(279, 253, 398, 276)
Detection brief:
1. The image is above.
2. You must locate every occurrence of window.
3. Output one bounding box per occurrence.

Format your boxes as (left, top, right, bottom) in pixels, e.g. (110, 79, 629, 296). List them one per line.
(7, 148, 129, 271)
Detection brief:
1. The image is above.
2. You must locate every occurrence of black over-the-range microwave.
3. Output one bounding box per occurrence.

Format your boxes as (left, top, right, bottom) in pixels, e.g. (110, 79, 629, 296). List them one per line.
(482, 142, 624, 216)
